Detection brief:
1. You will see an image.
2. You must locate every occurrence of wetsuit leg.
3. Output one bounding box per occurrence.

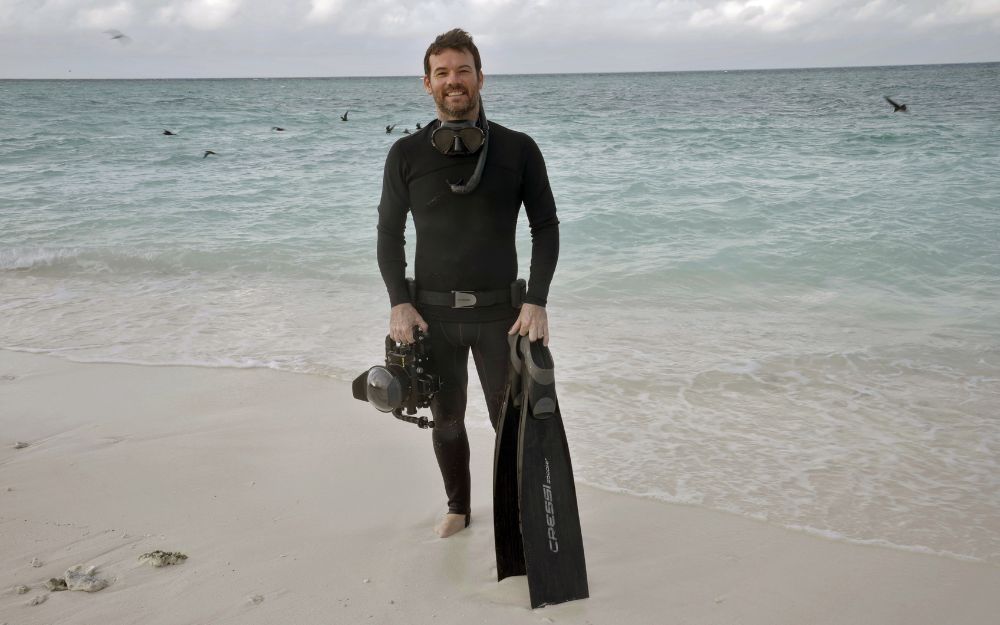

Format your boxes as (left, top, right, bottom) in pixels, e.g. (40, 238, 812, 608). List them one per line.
(426, 315, 516, 516)
(470, 316, 517, 431)
(426, 319, 472, 516)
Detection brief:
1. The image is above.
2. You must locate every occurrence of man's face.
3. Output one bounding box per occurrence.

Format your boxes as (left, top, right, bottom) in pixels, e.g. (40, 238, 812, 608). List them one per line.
(423, 48, 484, 121)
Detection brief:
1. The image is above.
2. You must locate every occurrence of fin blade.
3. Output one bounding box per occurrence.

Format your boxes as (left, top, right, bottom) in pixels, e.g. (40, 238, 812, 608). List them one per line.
(517, 340, 589, 608)
(494, 377, 526, 579)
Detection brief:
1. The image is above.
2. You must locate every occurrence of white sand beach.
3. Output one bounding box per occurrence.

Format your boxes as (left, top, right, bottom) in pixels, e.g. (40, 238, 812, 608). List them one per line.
(2, 348, 999, 625)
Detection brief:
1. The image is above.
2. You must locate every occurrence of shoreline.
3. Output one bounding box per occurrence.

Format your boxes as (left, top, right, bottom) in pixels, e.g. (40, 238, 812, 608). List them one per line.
(1, 345, 993, 567)
(2, 345, 993, 568)
(3, 349, 999, 624)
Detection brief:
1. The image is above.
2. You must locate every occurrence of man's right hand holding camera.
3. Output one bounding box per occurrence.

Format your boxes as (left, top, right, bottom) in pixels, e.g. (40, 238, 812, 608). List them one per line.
(390, 303, 429, 344)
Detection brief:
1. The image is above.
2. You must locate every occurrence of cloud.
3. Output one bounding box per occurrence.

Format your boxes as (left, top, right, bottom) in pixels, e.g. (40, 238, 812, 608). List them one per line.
(155, 0, 243, 30)
(0, 0, 998, 77)
(4, 0, 1000, 35)
(0, 2, 13, 29)
(75, 1, 135, 29)
(303, 0, 467, 36)
(305, 0, 344, 23)
(910, 0, 1000, 30)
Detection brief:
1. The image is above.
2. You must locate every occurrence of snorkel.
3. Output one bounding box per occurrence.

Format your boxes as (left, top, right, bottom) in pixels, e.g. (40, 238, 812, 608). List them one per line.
(432, 95, 489, 195)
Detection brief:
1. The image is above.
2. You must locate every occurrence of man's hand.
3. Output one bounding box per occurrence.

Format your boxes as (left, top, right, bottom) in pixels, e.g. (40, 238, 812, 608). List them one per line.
(508, 303, 549, 346)
(389, 303, 429, 344)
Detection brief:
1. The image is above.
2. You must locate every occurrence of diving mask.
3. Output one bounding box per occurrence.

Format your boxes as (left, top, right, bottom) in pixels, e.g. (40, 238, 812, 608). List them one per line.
(431, 121, 486, 155)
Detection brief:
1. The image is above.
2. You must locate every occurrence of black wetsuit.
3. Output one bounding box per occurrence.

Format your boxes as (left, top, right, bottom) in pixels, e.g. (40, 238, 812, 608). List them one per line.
(377, 119, 559, 516)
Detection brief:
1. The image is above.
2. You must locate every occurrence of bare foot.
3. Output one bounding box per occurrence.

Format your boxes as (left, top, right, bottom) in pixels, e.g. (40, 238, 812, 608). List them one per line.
(435, 513, 470, 538)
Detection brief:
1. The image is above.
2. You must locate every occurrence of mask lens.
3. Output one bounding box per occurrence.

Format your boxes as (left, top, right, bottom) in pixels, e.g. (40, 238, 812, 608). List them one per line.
(431, 128, 453, 153)
(457, 128, 484, 152)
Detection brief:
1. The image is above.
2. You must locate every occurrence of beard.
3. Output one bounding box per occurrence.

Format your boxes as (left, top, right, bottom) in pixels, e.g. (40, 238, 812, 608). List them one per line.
(433, 84, 479, 120)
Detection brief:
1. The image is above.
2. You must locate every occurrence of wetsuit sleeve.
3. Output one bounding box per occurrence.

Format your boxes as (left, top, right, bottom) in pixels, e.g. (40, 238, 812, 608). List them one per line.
(521, 136, 560, 307)
(377, 142, 413, 307)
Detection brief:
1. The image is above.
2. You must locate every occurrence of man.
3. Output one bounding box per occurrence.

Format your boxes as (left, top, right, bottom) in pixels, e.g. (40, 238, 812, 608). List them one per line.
(376, 28, 560, 538)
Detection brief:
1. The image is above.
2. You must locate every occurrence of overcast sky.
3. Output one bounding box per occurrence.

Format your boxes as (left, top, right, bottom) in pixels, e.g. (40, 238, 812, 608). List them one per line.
(2, 0, 998, 78)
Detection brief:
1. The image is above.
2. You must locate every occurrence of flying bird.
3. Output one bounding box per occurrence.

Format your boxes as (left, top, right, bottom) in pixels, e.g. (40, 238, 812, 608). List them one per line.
(385, 124, 396, 134)
(162, 130, 177, 136)
(403, 128, 411, 135)
(272, 126, 285, 131)
(884, 96, 908, 112)
(104, 29, 131, 45)
(341, 111, 349, 121)
(203, 150, 217, 159)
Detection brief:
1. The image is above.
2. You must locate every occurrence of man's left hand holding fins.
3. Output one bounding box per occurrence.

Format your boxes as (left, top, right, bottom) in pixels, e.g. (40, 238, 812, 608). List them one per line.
(508, 302, 549, 346)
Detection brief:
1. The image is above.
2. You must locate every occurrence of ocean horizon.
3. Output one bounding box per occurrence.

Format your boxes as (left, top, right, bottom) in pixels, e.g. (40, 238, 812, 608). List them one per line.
(4, 60, 997, 81)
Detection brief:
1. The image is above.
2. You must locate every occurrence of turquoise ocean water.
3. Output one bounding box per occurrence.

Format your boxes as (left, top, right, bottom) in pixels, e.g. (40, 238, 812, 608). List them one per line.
(2, 64, 999, 563)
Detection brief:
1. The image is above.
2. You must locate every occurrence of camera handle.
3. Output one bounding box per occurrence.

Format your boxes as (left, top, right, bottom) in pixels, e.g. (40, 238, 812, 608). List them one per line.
(393, 409, 434, 429)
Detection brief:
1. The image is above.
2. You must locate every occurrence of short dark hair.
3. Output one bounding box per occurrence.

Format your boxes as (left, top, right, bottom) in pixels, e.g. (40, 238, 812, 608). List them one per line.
(423, 28, 482, 76)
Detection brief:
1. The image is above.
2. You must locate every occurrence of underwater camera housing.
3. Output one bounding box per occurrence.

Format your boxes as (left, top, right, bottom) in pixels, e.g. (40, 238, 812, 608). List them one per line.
(351, 327, 440, 428)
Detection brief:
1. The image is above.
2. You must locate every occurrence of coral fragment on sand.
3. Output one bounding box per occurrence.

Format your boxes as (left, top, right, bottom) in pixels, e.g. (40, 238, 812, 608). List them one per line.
(13, 442, 29, 449)
(14, 584, 30, 594)
(46, 578, 68, 591)
(139, 550, 188, 567)
(28, 594, 47, 606)
(64, 564, 110, 592)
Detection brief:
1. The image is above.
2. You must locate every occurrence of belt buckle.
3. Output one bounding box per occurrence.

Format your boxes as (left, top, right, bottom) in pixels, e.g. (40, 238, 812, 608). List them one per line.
(452, 291, 477, 308)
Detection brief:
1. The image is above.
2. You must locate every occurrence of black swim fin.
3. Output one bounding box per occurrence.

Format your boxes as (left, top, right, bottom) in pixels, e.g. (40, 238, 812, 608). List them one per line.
(493, 335, 589, 608)
(493, 334, 526, 580)
(516, 336, 589, 608)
